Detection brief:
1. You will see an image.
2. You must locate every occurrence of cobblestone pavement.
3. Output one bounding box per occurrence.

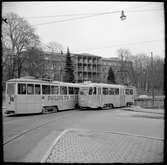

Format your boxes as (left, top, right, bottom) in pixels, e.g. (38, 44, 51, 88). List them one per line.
(45, 129, 163, 163)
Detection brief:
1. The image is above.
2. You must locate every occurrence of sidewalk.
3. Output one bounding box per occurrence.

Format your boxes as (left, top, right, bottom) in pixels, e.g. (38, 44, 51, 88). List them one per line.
(122, 105, 164, 114)
(42, 129, 163, 163)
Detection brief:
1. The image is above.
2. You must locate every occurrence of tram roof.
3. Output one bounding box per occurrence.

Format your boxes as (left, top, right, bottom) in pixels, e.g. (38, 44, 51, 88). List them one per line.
(7, 78, 80, 86)
(80, 82, 126, 88)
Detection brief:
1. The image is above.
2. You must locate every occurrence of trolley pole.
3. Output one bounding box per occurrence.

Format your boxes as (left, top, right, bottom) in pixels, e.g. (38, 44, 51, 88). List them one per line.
(151, 52, 154, 106)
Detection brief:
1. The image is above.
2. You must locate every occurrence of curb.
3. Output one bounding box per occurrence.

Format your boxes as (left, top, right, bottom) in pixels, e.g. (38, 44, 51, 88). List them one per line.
(41, 128, 164, 162)
(122, 107, 164, 114)
(40, 128, 74, 163)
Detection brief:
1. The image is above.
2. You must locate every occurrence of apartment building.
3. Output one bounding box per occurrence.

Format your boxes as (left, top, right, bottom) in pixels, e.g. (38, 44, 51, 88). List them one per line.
(43, 52, 133, 84)
(72, 53, 102, 83)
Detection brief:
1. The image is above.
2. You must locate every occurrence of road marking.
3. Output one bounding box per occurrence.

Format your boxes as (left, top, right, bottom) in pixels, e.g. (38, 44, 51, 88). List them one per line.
(40, 129, 72, 162)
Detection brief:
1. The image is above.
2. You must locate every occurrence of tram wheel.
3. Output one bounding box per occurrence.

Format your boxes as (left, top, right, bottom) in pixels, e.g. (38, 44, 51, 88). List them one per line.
(53, 106, 59, 112)
(42, 107, 48, 114)
(110, 104, 114, 109)
(97, 107, 102, 110)
(102, 104, 108, 110)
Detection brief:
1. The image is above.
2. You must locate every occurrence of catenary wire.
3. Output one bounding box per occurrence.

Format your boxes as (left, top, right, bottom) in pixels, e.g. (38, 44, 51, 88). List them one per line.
(75, 39, 164, 52)
(33, 11, 120, 26)
(31, 8, 163, 26)
(26, 8, 163, 19)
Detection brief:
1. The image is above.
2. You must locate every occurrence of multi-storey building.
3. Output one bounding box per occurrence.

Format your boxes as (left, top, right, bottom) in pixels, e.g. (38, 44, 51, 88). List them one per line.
(72, 53, 102, 83)
(101, 57, 134, 84)
(42, 52, 133, 85)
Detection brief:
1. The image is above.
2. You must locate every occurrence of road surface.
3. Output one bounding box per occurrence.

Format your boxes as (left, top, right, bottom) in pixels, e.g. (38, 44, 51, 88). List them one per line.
(3, 108, 164, 162)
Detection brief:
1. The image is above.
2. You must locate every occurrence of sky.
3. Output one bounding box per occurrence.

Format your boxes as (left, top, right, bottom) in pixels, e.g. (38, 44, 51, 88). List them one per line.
(2, 1, 165, 58)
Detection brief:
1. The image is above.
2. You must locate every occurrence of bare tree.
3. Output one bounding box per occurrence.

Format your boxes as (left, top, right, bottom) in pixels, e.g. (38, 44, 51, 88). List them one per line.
(117, 48, 132, 61)
(22, 47, 46, 78)
(2, 12, 40, 78)
(117, 49, 164, 95)
(46, 41, 65, 54)
(117, 48, 133, 85)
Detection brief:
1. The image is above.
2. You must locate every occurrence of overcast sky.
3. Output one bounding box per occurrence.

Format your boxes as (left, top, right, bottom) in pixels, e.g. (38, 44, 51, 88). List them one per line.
(2, 1, 165, 58)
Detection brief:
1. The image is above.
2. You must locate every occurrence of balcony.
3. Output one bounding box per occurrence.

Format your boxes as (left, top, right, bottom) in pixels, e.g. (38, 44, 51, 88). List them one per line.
(78, 58, 83, 63)
(83, 59, 88, 64)
(83, 68, 88, 72)
(88, 60, 92, 64)
(77, 67, 82, 71)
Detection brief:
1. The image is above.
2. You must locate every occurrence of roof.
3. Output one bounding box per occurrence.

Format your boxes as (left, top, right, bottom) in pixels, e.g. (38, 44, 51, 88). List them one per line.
(7, 77, 81, 86)
(73, 53, 101, 58)
(80, 82, 126, 88)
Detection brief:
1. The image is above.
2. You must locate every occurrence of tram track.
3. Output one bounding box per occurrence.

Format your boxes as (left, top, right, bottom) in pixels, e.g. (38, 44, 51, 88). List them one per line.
(3, 110, 80, 145)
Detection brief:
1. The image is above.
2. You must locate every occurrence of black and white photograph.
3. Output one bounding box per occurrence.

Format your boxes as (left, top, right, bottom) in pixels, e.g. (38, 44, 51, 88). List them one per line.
(2, 1, 164, 163)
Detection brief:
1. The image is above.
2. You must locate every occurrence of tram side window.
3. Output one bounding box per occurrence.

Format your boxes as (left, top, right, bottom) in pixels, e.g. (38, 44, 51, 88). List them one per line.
(51, 86, 59, 95)
(27, 84, 34, 95)
(93, 87, 96, 95)
(74, 87, 79, 94)
(18, 83, 26, 94)
(42, 85, 50, 95)
(7, 83, 16, 95)
(89, 87, 93, 95)
(69, 87, 74, 94)
(103, 88, 108, 95)
(108, 88, 115, 95)
(60, 86, 67, 95)
(115, 88, 119, 95)
(125, 89, 129, 95)
(35, 84, 41, 95)
(130, 89, 133, 95)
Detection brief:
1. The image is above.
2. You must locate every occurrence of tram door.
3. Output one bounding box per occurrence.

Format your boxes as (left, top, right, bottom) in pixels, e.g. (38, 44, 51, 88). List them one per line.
(89, 87, 99, 108)
(98, 87, 102, 107)
(120, 88, 125, 107)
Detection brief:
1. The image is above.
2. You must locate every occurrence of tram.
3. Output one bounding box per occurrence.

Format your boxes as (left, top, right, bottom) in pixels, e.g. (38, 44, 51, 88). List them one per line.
(78, 82, 136, 109)
(5, 77, 80, 114)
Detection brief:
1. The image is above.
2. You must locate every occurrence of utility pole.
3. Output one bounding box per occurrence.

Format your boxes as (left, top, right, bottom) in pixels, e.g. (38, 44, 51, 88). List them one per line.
(151, 52, 154, 106)
(120, 54, 124, 84)
(118, 53, 129, 85)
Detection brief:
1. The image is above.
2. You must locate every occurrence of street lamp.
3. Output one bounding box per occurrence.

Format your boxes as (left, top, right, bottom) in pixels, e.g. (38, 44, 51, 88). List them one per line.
(120, 10, 126, 21)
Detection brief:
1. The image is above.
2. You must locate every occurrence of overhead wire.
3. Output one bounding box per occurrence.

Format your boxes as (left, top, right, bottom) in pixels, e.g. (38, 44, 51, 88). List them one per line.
(30, 8, 163, 26)
(76, 39, 164, 52)
(32, 11, 120, 26)
(26, 8, 163, 19)
(39, 39, 164, 53)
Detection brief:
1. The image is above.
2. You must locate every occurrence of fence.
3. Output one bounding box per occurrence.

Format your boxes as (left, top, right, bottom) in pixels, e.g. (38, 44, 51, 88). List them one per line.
(135, 96, 164, 109)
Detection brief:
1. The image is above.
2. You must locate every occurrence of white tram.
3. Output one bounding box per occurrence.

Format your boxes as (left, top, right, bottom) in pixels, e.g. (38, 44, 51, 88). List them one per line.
(78, 82, 136, 109)
(5, 77, 80, 115)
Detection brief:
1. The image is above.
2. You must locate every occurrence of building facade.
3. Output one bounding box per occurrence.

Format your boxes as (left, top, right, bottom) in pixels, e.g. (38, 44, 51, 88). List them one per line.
(43, 52, 134, 85)
(101, 57, 134, 84)
(72, 53, 102, 83)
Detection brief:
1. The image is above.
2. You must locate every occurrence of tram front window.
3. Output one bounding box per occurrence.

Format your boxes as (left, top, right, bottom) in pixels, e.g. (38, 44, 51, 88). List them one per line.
(7, 83, 16, 95)
(79, 87, 89, 95)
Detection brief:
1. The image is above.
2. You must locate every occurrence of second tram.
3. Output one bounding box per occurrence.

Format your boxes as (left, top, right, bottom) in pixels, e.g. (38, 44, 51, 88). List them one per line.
(78, 82, 136, 109)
